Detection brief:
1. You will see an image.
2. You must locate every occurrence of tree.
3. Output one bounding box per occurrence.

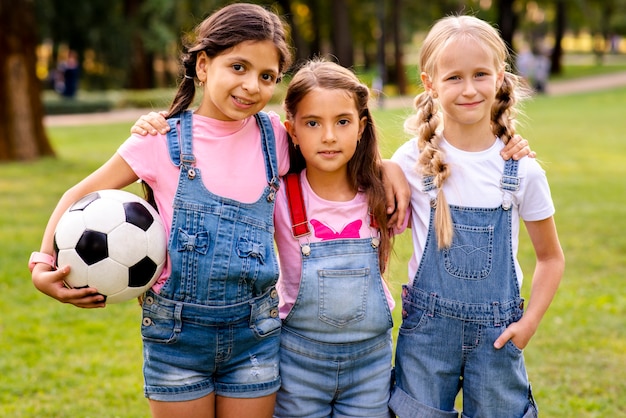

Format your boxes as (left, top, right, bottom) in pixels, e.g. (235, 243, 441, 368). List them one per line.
(0, 0, 53, 161)
(551, 0, 566, 75)
(497, 0, 518, 58)
(330, 0, 354, 67)
(391, 0, 407, 95)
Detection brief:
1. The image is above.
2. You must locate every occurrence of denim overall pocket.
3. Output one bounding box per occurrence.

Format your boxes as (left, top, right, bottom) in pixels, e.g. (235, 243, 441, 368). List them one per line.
(317, 267, 370, 327)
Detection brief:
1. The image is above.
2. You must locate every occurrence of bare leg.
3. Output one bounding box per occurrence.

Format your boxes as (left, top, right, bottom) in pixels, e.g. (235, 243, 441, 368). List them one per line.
(216, 393, 277, 418)
(149, 393, 215, 418)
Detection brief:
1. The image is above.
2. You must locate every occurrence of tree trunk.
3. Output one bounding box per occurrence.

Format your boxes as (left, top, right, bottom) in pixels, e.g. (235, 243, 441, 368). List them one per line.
(330, 0, 354, 67)
(276, 0, 310, 65)
(392, 0, 407, 95)
(124, 0, 154, 89)
(496, 0, 517, 59)
(0, 0, 53, 161)
(551, 0, 566, 75)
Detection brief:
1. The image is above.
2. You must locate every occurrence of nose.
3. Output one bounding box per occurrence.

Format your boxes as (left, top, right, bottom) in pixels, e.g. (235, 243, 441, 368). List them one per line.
(462, 80, 477, 96)
(322, 126, 336, 143)
(242, 74, 260, 94)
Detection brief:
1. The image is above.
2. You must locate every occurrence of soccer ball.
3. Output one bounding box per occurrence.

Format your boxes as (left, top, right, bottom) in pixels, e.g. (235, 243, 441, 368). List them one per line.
(54, 189, 167, 304)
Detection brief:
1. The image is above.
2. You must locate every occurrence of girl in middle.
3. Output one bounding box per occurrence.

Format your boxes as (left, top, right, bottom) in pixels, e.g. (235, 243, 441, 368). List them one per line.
(272, 59, 402, 418)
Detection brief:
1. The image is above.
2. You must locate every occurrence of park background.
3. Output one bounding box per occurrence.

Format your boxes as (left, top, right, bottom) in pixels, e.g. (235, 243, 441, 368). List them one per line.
(1, 0, 626, 416)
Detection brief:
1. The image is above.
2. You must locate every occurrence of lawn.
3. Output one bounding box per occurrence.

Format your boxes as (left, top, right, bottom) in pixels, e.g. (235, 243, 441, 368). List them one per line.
(2, 87, 625, 417)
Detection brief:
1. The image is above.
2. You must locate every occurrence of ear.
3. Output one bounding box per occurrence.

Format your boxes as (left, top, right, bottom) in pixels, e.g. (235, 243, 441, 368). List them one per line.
(496, 67, 505, 90)
(196, 51, 209, 83)
(421, 72, 434, 94)
(358, 116, 367, 139)
(284, 120, 298, 146)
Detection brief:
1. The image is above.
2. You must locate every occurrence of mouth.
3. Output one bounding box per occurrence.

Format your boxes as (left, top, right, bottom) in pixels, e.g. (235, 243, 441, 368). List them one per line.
(232, 95, 255, 107)
(318, 150, 340, 157)
(459, 100, 482, 107)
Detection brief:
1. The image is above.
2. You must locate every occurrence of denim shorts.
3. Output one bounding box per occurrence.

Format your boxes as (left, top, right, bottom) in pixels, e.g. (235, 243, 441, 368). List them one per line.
(141, 289, 282, 402)
(274, 328, 394, 418)
(390, 304, 537, 418)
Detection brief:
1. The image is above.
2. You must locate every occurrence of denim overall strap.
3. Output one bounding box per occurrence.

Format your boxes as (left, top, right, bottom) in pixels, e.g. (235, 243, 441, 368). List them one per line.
(281, 179, 392, 344)
(501, 158, 520, 210)
(254, 112, 280, 197)
(159, 112, 280, 306)
(165, 110, 195, 168)
(406, 158, 524, 324)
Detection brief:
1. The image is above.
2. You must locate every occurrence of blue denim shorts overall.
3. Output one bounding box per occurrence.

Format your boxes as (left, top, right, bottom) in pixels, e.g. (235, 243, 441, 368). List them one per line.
(274, 175, 394, 417)
(141, 111, 282, 402)
(390, 159, 538, 418)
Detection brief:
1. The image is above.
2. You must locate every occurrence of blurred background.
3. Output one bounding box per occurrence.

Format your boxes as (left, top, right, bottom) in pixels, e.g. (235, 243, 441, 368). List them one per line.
(2, 2, 626, 416)
(2, 0, 626, 158)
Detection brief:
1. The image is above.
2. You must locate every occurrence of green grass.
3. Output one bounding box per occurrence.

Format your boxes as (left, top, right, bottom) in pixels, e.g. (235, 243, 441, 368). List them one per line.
(553, 53, 626, 81)
(378, 89, 626, 416)
(2, 87, 626, 416)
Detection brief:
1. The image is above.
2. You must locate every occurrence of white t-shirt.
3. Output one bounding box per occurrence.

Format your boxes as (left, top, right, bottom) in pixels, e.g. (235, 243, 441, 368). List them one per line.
(392, 136, 555, 289)
(274, 169, 400, 319)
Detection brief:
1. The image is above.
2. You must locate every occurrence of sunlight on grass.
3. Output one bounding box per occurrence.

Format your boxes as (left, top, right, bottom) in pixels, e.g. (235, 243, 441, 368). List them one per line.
(2, 88, 625, 416)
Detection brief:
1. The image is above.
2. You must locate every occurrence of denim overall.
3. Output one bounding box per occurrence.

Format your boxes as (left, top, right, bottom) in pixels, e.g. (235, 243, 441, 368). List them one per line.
(141, 111, 282, 402)
(390, 159, 538, 418)
(274, 176, 394, 417)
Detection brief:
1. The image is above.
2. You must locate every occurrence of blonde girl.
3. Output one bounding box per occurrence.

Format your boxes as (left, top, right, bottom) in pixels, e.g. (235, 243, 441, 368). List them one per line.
(389, 15, 564, 417)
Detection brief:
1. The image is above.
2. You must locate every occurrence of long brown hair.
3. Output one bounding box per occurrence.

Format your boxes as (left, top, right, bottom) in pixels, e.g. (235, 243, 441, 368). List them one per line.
(283, 59, 391, 273)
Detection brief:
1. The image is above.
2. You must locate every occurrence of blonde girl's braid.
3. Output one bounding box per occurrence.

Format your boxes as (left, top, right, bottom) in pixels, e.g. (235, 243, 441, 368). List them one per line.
(406, 91, 454, 249)
(491, 71, 528, 145)
(408, 15, 533, 249)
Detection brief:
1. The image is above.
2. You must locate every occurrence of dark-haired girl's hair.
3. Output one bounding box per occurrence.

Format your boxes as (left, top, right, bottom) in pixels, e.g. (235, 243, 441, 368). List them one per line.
(283, 59, 392, 274)
(166, 3, 293, 118)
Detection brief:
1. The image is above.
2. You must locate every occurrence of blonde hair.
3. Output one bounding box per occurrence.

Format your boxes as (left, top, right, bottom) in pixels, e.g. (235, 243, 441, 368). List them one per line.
(406, 15, 530, 248)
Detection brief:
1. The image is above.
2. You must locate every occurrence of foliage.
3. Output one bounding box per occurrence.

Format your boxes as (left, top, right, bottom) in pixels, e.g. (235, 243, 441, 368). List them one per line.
(1, 87, 625, 416)
(31, 0, 626, 90)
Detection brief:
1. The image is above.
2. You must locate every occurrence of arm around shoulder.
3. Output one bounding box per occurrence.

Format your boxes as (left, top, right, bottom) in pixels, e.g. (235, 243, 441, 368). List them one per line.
(381, 159, 410, 229)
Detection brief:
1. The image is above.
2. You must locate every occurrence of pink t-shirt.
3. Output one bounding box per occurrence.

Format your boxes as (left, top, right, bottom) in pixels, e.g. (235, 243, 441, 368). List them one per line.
(274, 170, 402, 319)
(117, 111, 290, 290)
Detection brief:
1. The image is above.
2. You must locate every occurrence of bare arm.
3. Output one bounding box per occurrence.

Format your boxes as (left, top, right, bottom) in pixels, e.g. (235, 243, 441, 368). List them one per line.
(32, 154, 139, 308)
(381, 160, 410, 229)
(494, 216, 565, 349)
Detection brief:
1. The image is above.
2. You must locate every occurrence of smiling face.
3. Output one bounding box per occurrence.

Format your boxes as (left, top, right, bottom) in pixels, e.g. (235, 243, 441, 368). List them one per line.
(196, 40, 280, 121)
(422, 37, 504, 141)
(285, 87, 366, 185)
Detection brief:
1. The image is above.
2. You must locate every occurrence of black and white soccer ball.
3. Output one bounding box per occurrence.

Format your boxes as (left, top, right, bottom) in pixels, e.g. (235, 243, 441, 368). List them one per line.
(54, 189, 167, 303)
